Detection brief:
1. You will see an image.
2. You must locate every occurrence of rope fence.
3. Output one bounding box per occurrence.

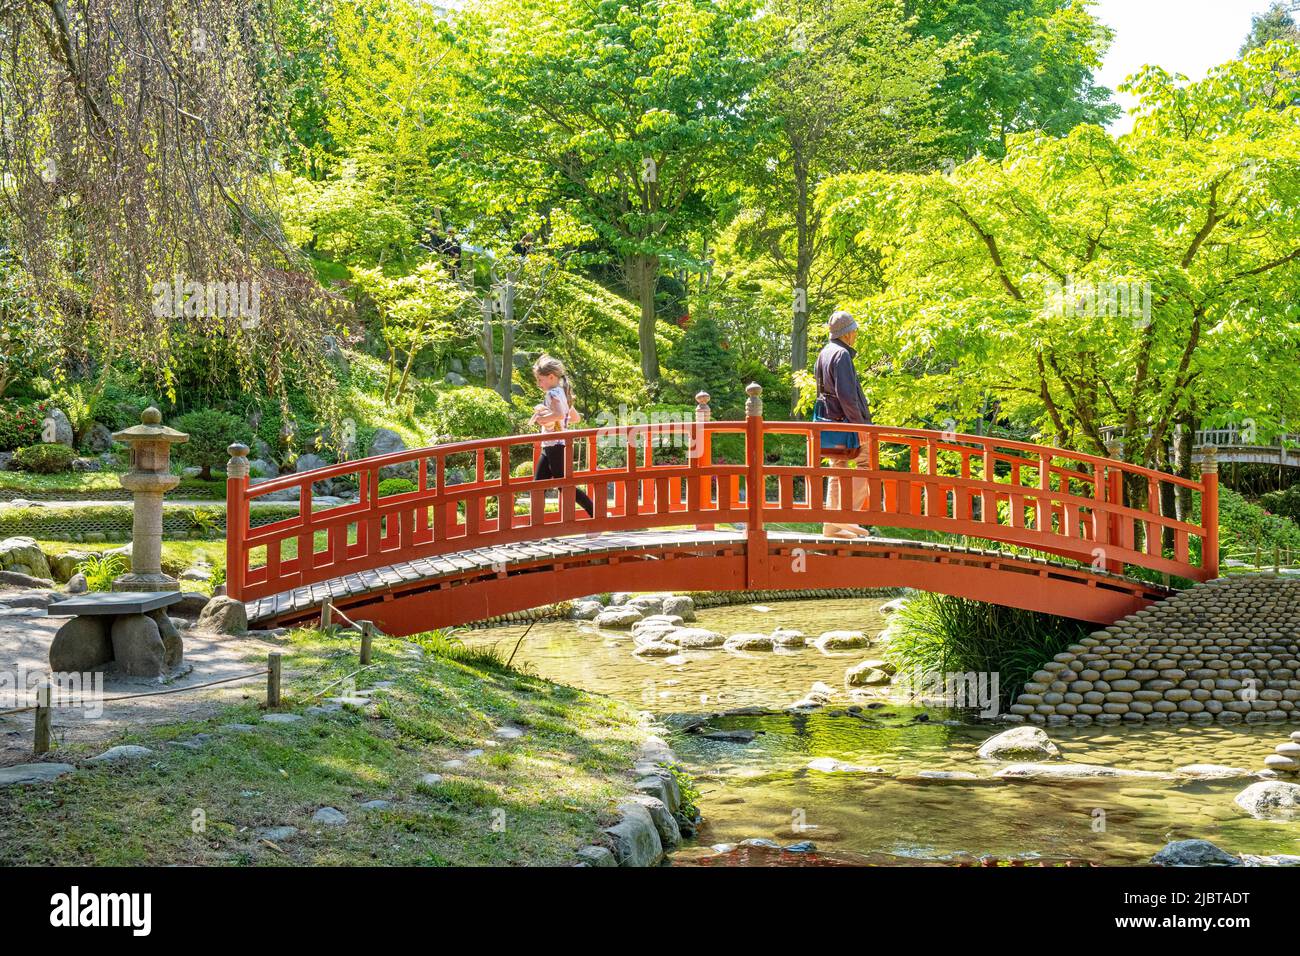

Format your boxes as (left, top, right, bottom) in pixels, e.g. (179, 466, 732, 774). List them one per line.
(4, 602, 386, 755)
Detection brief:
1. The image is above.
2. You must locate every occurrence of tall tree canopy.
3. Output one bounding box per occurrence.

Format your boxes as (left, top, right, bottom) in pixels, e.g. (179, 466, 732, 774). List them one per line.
(821, 41, 1300, 472)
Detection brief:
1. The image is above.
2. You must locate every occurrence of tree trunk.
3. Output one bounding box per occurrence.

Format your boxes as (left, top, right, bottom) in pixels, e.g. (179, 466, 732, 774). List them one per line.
(791, 155, 812, 411)
(479, 299, 497, 391)
(632, 252, 661, 388)
(497, 278, 516, 403)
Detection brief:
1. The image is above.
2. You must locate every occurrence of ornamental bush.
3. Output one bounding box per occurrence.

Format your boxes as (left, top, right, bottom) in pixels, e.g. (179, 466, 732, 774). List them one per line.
(171, 409, 248, 480)
(435, 386, 512, 439)
(0, 402, 47, 452)
(12, 442, 76, 473)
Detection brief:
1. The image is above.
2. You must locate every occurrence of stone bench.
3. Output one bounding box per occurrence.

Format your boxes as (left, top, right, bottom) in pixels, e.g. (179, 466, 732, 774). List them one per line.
(47, 591, 184, 677)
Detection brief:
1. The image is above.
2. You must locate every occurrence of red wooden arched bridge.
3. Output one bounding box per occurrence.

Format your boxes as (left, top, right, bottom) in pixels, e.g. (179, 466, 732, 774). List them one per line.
(225, 386, 1219, 635)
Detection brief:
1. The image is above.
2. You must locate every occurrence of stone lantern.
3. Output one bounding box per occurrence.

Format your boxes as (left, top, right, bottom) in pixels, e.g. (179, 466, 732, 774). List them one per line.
(111, 407, 188, 592)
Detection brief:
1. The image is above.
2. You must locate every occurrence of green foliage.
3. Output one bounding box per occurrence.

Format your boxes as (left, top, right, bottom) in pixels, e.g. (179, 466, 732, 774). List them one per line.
(378, 477, 417, 497)
(1261, 485, 1300, 525)
(12, 443, 76, 473)
(1215, 487, 1300, 557)
(0, 249, 52, 398)
(409, 629, 510, 670)
(667, 317, 737, 412)
(76, 553, 128, 592)
(172, 410, 249, 481)
(886, 592, 1090, 708)
(0, 402, 47, 452)
(434, 387, 513, 440)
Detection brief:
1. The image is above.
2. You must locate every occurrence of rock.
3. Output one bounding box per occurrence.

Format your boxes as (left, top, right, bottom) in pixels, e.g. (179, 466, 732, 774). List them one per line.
(0, 536, 52, 580)
(603, 802, 664, 867)
(2, 590, 64, 609)
(700, 729, 757, 743)
(1174, 764, 1255, 780)
(444, 371, 468, 386)
(0, 569, 55, 588)
(807, 757, 886, 774)
(65, 573, 88, 594)
(86, 745, 154, 764)
(662, 595, 696, 621)
(845, 660, 893, 686)
(626, 595, 666, 615)
(880, 597, 909, 614)
(609, 592, 631, 606)
(172, 592, 210, 617)
(469, 355, 487, 377)
(148, 610, 184, 668)
(814, 630, 870, 650)
(577, 845, 617, 867)
(179, 566, 212, 582)
(48, 550, 96, 582)
(624, 795, 681, 850)
(110, 614, 166, 677)
(634, 773, 681, 814)
(664, 627, 725, 648)
(71, 457, 100, 472)
(632, 641, 679, 657)
(419, 773, 444, 787)
(49, 616, 113, 672)
(0, 763, 76, 786)
(570, 600, 603, 620)
(1151, 840, 1241, 867)
(1234, 781, 1300, 819)
(978, 726, 1061, 761)
(1264, 755, 1299, 772)
(217, 723, 257, 733)
(262, 713, 302, 724)
(312, 807, 348, 826)
(994, 763, 1170, 782)
(770, 628, 806, 647)
(46, 407, 74, 446)
(788, 681, 837, 710)
(593, 607, 643, 629)
(724, 633, 774, 651)
(368, 428, 414, 479)
(360, 799, 393, 811)
(493, 726, 524, 740)
(248, 458, 278, 480)
(258, 826, 299, 842)
(86, 423, 114, 453)
(197, 595, 247, 635)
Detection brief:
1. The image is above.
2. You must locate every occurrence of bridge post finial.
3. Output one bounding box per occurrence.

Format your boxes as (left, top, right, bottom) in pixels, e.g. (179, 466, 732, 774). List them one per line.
(1198, 444, 1218, 475)
(745, 382, 763, 419)
(227, 443, 251, 479)
(1104, 437, 1123, 460)
(695, 391, 711, 423)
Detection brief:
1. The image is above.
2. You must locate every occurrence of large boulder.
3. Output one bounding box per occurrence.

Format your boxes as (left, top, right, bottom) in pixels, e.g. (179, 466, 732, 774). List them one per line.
(48, 550, 97, 583)
(593, 607, 642, 629)
(662, 595, 696, 621)
(49, 616, 114, 672)
(46, 408, 74, 446)
(978, 726, 1061, 761)
(196, 595, 248, 635)
(1234, 781, 1300, 820)
(148, 610, 184, 668)
(110, 614, 167, 677)
(1151, 840, 1241, 867)
(603, 802, 664, 867)
(570, 600, 603, 621)
(368, 428, 414, 479)
(85, 423, 115, 454)
(0, 537, 52, 580)
(624, 795, 681, 850)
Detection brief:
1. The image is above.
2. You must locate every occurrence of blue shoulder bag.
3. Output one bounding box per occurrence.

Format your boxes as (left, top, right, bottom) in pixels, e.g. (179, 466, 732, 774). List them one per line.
(813, 396, 860, 453)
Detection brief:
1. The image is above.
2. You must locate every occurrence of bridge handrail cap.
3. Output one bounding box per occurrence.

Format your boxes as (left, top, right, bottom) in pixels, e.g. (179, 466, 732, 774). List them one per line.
(745, 382, 763, 397)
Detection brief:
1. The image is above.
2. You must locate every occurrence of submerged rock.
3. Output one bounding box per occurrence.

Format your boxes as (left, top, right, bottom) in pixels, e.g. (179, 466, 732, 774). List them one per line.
(807, 757, 886, 774)
(977, 726, 1061, 761)
(994, 762, 1169, 782)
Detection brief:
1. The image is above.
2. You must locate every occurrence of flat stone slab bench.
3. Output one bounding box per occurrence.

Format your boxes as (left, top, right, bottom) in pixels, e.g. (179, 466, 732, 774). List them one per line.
(47, 592, 183, 616)
(47, 591, 184, 678)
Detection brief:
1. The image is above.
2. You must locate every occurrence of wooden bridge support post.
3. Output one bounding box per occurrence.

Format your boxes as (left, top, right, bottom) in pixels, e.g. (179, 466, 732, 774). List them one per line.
(226, 444, 251, 600)
(694, 391, 714, 531)
(1199, 445, 1219, 579)
(744, 383, 769, 589)
(1102, 439, 1125, 575)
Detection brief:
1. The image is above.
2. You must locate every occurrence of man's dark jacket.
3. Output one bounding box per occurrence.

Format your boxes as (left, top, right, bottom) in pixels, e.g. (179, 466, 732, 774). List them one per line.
(814, 338, 872, 425)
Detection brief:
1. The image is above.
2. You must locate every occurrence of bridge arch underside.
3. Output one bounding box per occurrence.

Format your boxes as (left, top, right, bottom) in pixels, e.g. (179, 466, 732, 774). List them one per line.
(245, 531, 1174, 636)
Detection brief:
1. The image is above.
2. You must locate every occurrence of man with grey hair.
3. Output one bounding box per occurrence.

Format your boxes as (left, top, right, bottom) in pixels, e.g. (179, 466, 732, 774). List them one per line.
(813, 309, 873, 538)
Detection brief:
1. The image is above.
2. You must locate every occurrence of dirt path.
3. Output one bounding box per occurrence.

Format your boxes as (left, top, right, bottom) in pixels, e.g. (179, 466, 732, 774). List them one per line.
(0, 589, 284, 765)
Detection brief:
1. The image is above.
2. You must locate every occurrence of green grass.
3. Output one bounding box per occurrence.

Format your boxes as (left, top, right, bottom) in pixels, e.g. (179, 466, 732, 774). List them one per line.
(0, 470, 127, 493)
(0, 627, 648, 866)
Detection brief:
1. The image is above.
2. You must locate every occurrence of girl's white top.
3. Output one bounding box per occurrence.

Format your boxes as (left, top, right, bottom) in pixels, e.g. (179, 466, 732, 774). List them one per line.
(541, 385, 569, 447)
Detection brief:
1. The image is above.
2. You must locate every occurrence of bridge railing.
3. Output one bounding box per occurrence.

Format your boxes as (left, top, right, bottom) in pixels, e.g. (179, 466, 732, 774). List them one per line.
(224, 385, 1219, 602)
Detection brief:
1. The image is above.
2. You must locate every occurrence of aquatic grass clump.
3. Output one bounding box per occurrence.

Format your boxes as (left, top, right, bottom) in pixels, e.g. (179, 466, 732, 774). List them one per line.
(886, 593, 1090, 708)
(409, 628, 513, 670)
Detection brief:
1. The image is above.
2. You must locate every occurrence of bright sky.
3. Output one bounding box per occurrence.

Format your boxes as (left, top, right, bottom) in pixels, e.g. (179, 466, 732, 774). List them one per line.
(1093, 0, 1279, 133)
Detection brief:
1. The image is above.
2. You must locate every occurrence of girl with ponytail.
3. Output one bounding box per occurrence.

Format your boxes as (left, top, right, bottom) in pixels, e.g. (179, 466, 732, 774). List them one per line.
(529, 355, 594, 517)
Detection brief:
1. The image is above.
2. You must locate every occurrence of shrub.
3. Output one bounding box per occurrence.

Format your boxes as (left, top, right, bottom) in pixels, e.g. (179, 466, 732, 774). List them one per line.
(886, 592, 1090, 709)
(12, 442, 76, 473)
(378, 477, 416, 497)
(172, 409, 248, 480)
(0, 402, 46, 452)
(1261, 485, 1300, 525)
(435, 386, 512, 439)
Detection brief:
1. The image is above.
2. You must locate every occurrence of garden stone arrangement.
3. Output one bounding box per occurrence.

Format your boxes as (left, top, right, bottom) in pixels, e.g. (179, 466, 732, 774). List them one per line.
(47, 591, 185, 678)
(1007, 574, 1300, 727)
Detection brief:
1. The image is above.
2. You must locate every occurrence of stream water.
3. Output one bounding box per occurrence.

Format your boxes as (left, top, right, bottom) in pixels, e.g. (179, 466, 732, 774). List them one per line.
(465, 597, 1299, 866)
